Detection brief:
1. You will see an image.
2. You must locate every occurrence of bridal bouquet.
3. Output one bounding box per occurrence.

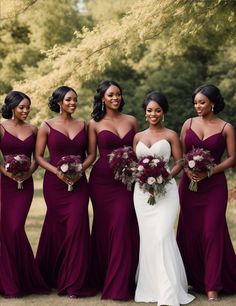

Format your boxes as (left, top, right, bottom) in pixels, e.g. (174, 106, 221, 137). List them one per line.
(57, 155, 83, 191)
(182, 147, 215, 192)
(135, 155, 171, 205)
(4, 154, 31, 189)
(108, 146, 137, 191)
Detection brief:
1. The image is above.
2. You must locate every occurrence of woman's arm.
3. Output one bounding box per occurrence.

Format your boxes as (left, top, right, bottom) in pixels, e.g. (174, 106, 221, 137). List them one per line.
(82, 120, 98, 171)
(211, 123, 235, 174)
(35, 122, 56, 173)
(169, 131, 183, 178)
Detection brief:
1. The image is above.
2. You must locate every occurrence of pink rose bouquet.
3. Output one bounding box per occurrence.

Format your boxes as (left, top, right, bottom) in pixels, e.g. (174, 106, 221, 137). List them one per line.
(57, 155, 83, 191)
(182, 147, 215, 192)
(4, 154, 31, 189)
(108, 146, 137, 191)
(135, 155, 171, 205)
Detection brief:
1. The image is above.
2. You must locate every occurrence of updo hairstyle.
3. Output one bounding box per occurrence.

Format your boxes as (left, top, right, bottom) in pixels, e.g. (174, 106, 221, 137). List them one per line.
(48, 86, 77, 113)
(1, 91, 31, 119)
(192, 84, 225, 114)
(142, 91, 169, 113)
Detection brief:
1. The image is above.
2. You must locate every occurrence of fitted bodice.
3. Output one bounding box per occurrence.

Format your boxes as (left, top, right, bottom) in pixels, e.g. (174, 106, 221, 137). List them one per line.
(185, 128, 226, 164)
(135, 139, 171, 162)
(0, 129, 35, 158)
(46, 123, 87, 165)
(97, 129, 135, 157)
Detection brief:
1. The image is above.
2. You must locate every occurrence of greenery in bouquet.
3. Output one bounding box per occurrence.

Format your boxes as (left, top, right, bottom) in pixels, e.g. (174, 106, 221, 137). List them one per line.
(4, 154, 31, 189)
(57, 155, 83, 191)
(109, 146, 137, 191)
(182, 147, 215, 192)
(135, 155, 171, 205)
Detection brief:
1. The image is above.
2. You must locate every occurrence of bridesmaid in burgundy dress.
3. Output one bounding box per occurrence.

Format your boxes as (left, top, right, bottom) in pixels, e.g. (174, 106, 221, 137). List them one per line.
(177, 84, 236, 301)
(35, 86, 95, 298)
(88, 80, 139, 300)
(0, 91, 49, 297)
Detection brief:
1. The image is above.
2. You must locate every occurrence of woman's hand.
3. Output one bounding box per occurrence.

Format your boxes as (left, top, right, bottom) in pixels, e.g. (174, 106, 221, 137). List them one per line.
(185, 169, 208, 182)
(11, 171, 33, 183)
(56, 170, 82, 186)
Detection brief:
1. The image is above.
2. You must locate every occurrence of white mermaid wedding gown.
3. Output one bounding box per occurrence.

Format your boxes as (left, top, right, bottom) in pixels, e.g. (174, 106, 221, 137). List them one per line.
(134, 140, 195, 306)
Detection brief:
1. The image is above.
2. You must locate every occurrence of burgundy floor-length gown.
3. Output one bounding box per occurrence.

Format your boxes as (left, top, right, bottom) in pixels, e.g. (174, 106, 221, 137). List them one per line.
(0, 127, 49, 297)
(36, 122, 95, 297)
(89, 129, 139, 300)
(177, 120, 236, 294)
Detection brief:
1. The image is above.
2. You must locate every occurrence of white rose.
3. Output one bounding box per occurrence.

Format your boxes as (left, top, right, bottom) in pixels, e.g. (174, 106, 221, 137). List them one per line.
(137, 165, 144, 171)
(14, 155, 21, 161)
(142, 158, 150, 164)
(60, 163, 69, 173)
(147, 177, 156, 185)
(76, 164, 83, 172)
(188, 160, 196, 168)
(193, 155, 203, 161)
(5, 163, 10, 170)
(156, 175, 163, 184)
(122, 152, 128, 159)
(152, 158, 160, 166)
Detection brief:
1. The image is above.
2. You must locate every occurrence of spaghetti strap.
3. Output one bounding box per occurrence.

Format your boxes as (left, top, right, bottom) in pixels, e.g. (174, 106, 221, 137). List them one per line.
(44, 121, 52, 129)
(0, 124, 6, 131)
(221, 122, 228, 133)
(189, 118, 193, 129)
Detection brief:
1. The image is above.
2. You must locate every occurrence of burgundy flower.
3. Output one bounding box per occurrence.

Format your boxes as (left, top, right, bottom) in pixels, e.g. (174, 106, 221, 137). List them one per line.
(57, 155, 83, 191)
(109, 146, 137, 191)
(135, 155, 171, 205)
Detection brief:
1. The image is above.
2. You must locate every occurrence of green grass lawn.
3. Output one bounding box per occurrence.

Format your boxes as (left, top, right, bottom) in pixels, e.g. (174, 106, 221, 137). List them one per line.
(0, 175, 235, 306)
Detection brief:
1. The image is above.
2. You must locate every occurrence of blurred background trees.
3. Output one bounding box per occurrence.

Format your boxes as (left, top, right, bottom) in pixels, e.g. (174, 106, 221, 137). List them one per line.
(0, 0, 236, 130)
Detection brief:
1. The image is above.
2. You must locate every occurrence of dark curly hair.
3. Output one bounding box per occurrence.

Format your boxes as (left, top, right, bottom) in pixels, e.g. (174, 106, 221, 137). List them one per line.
(1, 91, 31, 119)
(91, 80, 125, 122)
(192, 84, 225, 114)
(48, 86, 77, 113)
(142, 91, 169, 113)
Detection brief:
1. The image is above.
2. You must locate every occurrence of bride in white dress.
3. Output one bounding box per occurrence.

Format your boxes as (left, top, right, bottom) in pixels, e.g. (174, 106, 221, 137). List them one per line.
(133, 92, 195, 306)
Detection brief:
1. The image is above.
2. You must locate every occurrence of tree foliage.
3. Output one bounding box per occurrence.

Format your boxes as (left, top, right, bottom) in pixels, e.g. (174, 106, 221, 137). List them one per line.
(0, 0, 236, 129)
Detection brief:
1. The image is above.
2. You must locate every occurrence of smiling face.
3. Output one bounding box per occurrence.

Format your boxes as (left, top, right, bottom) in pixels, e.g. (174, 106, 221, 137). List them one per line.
(145, 100, 164, 126)
(60, 90, 77, 114)
(13, 98, 30, 121)
(194, 92, 213, 117)
(103, 85, 122, 111)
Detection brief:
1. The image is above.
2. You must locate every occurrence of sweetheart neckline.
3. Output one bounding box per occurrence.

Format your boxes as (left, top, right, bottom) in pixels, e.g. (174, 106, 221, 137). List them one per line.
(97, 129, 134, 140)
(137, 139, 170, 149)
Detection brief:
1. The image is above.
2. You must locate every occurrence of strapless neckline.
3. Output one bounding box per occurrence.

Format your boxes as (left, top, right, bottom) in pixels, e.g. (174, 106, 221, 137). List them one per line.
(97, 129, 134, 140)
(137, 139, 170, 150)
